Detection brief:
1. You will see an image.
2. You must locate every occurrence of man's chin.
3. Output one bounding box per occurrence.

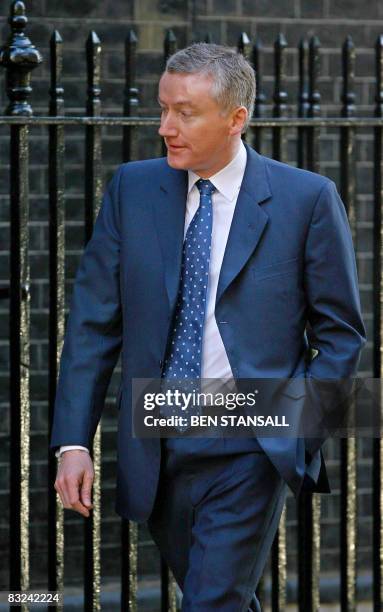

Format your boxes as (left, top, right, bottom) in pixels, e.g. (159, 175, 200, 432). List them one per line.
(166, 153, 189, 170)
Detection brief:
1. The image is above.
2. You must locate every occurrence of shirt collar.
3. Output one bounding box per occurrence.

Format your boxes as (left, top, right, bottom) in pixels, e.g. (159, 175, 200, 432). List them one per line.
(187, 139, 247, 202)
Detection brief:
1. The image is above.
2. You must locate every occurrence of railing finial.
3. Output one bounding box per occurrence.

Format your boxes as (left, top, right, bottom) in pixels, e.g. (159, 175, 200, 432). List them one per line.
(0, 0, 43, 115)
(341, 35, 356, 119)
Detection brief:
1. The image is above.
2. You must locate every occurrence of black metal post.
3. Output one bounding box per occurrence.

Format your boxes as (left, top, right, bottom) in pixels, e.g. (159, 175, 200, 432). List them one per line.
(161, 30, 177, 158)
(120, 28, 140, 612)
(238, 32, 251, 145)
(0, 2, 42, 606)
(273, 33, 288, 162)
(252, 37, 266, 153)
(47, 28, 65, 611)
(270, 31, 288, 612)
(340, 34, 357, 612)
(84, 29, 103, 612)
(121, 520, 138, 612)
(373, 33, 383, 612)
(297, 37, 310, 168)
(122, 29, 139, 162)
(307, 36, 321, 172)
(297, 34, 322, 612)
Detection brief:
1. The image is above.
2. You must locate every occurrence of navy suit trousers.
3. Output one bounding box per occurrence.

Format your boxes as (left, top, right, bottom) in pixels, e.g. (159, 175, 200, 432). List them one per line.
(147, 438, 287, 611)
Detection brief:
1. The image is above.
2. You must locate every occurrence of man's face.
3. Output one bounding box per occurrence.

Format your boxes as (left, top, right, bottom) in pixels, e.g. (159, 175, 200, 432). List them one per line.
(158, 71, 245, 177)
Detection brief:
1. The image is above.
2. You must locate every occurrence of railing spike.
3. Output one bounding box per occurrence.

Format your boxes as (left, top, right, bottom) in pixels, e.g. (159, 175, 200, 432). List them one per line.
(123, 28, 139, 161)
(238, 32, 251, 58)
(86, 30, 101, 117)
(49, 29, 64, 116)
(164, 28, 177, 64)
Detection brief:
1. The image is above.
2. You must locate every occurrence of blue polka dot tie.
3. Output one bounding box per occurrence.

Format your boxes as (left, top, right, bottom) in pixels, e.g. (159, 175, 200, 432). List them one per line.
(161, 179, 216, 429)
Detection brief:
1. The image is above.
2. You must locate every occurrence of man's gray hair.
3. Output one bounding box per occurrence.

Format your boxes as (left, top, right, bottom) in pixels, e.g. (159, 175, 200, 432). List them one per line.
(165, 42, 256, 132)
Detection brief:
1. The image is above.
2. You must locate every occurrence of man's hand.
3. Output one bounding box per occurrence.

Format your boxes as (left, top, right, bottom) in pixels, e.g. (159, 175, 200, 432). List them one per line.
(54, 450, 94, 518)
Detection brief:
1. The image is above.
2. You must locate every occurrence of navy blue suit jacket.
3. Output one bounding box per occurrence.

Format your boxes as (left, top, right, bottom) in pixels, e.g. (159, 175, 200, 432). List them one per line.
(50, 143, 366, 522)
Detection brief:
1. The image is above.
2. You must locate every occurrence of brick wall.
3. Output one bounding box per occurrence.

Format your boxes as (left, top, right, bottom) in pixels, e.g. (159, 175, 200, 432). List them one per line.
(0, 0, 380, 604)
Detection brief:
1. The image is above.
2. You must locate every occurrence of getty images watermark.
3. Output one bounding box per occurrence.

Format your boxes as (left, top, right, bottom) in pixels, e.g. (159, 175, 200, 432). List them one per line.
(130, 377, 383, 439)
(141, 387, 289, 429)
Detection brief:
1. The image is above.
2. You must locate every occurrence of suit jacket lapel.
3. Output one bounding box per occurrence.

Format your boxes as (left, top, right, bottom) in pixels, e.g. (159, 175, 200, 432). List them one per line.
(215, 142, 272, 306)
(154, 165, 188, 310)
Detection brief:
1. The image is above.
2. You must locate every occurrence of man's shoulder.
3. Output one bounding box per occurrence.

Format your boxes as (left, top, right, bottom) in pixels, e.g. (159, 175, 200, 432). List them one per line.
(117, 156, 170, 178)
(261, 153, 331, 192)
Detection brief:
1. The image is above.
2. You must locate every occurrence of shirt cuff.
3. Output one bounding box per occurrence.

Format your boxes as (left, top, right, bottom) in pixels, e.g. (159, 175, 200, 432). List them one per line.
(55, 445, 90, 458)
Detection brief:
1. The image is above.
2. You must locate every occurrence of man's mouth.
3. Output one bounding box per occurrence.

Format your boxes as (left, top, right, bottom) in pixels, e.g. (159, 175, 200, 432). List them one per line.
(167, 143, 186, 150)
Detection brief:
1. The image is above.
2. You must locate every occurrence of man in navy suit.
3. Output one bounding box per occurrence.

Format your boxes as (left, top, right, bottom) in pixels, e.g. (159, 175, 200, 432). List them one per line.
(51, 43, 365, 610)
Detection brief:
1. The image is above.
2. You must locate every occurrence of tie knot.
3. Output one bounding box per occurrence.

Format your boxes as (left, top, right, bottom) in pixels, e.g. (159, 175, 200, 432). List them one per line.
(196, 178, 216, 196)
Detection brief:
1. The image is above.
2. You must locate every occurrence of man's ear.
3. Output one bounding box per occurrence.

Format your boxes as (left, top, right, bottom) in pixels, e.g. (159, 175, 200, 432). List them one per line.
(228, 106, 248, 136)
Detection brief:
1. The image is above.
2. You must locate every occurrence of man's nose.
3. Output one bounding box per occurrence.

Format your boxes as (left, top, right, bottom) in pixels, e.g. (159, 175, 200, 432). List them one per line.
(158, 113, 178, 137)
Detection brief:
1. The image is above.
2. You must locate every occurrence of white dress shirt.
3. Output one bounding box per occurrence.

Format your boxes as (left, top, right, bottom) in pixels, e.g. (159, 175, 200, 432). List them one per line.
(57, 140, 248, 457)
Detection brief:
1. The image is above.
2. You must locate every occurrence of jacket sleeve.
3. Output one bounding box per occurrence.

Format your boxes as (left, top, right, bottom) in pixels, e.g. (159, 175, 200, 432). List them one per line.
(49, 164, 124, 453)
(301, 180, 367, 459)
(304, 180, 366, 379)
